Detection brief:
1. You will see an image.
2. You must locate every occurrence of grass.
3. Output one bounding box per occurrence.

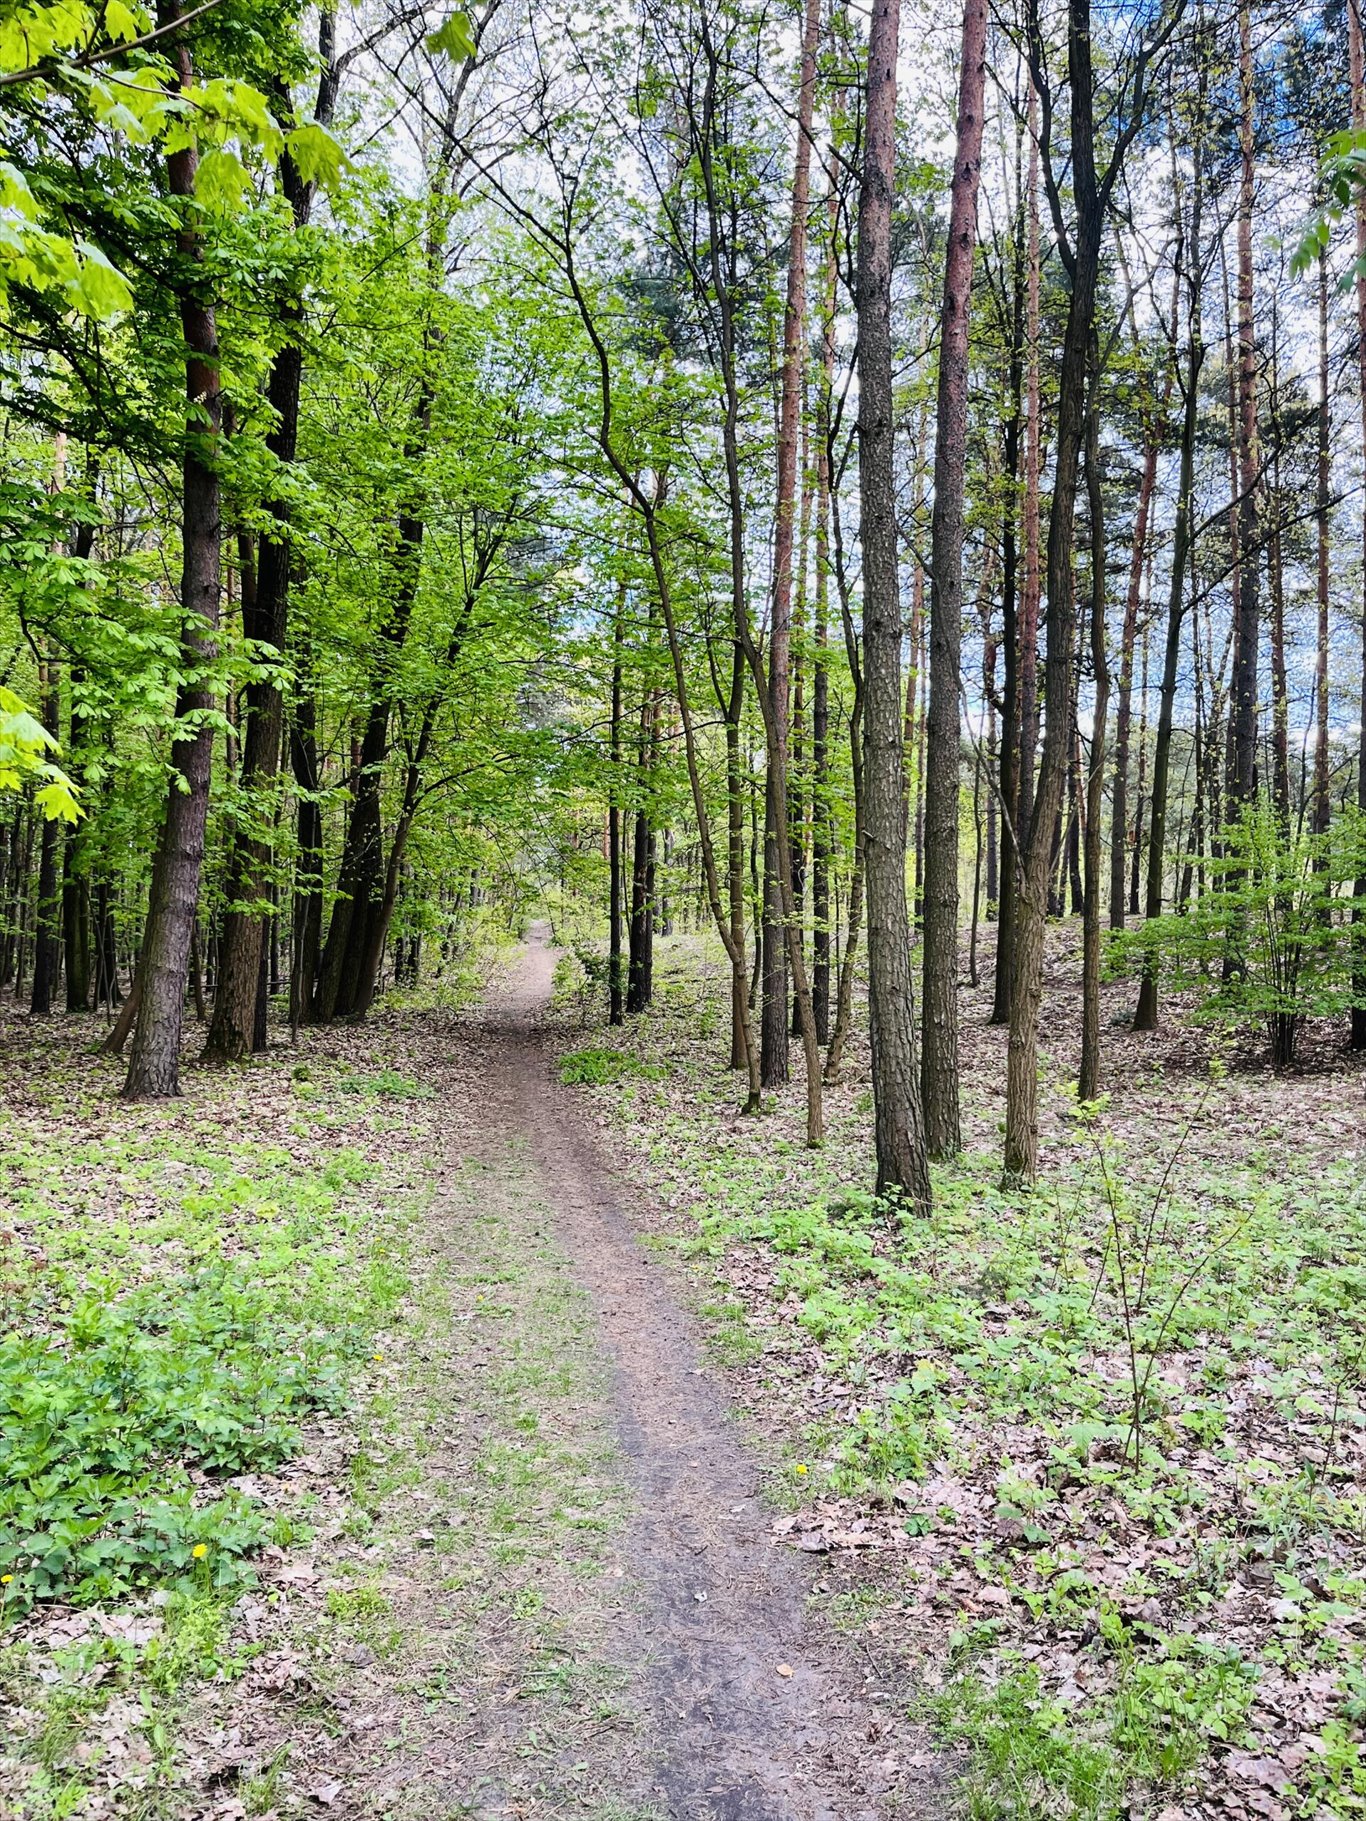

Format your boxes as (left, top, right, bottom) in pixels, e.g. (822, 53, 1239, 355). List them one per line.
(561, 930, 1366, 1821)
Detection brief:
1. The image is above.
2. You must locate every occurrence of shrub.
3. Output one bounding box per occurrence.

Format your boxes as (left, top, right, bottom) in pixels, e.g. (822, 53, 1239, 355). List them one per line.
(1109, 806, 1366, 1067)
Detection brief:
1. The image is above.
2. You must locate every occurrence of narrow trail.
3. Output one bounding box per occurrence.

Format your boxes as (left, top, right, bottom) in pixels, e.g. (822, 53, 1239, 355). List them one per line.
(462, 929, 941, 1821)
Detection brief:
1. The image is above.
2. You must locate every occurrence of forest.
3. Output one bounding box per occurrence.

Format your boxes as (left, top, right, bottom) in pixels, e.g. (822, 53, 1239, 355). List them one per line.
(1, 0, 1365, 1815)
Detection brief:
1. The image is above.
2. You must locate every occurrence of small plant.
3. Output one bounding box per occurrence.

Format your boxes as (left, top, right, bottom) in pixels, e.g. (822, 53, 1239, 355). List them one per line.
(557, 1046, 664, 1086)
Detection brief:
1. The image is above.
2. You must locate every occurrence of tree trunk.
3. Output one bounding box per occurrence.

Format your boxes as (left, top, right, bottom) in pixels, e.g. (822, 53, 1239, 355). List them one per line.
(1313, 249, 1331, 839)
(1080, 346, 1110, 1100)
(991, 115, 1027, 1028)
(857, 0, 930, 1206)
(609, 587, 626, 1025)
(289, 667, 323, 1032)
(1018, 75, 1043, 860)
(921, 0, 987, 1159)
(1135, 148, 1202, 1029)
(30, 660, 61, 1016)
(1229, 2, 1259, 813)
(1111, 426, 1160, 929)
(124, 5, 221, 1099)
(1349, 0, 1366, 1047)
(1004, 0, 1118, 1185)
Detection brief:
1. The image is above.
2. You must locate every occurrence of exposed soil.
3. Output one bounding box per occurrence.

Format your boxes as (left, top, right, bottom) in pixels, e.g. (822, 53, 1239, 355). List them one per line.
(462, 928, 943, 1821)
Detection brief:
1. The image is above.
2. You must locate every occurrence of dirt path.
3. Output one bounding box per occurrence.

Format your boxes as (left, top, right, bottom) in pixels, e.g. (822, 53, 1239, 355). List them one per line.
(462, 930, 941, 1821)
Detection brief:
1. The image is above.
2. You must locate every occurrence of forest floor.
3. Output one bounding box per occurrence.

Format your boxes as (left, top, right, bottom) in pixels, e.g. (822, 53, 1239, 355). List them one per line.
(0, 930, 939, 1821)
(2, 922, 1364, 1820)
(550, 921, 1366, 1821)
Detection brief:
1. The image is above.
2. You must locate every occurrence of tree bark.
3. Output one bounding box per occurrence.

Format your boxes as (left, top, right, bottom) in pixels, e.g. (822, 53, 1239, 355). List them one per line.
(857, 0, 931, 1206)
(609, 585, 626, 1025)
(1080, 348, 1109, 1100)
(991, 109, 1027, 1027)
(1005, 0, 1130, 1184)
(921, 0, 987, 1158)
(205, 26, 338, 1060)
(124, 4, 221, 1099)
(1310, 251, 1330, 838)
(1135, 150, 1202, 1030)
(1229, 2, 1259, 813)
(29, 658, 61, 1016)
(1349, 0, 1366, 1047)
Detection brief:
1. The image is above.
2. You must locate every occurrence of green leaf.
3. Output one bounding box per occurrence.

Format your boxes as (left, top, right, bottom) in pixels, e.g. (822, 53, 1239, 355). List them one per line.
(426, 11, 476, 59)
(193, 145, 250, 211)
(68, 239, 133, 317)
(104, 0, 142, 41)
(285, 122, 349, 191)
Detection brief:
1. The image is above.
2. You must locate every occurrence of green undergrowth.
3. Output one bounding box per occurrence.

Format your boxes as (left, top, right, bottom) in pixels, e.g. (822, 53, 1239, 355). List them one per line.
(0, 1039, 426, 1818)
(564, 934, 1366, 1820)
(0, 1130, 403, 1612)
(558, 1044, 666, 1087)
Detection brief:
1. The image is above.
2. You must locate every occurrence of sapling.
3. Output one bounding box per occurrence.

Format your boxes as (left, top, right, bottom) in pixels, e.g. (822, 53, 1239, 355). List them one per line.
(1079, 1077, 1249, 1469)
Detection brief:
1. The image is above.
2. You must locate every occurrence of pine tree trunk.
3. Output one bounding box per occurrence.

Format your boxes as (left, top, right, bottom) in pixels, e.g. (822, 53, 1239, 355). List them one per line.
(1080, 347, 1110, 1101)
(1135, 146, 1203, 1030)
(1229, 3, 1260, 812)
(1111, 429, 1160, 929)
(858, 0, 930, 1206)
(991, 122, 1026, 1027)
(1004, 0, 1109, 1186)
(1313, 250, 1331, 839)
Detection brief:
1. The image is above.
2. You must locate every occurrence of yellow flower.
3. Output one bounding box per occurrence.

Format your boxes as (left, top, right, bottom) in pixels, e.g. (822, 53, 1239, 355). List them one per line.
(794, 1463, 808, 1476)
(1, 1574, 12, 1584)
(372, 1353, 383, 1363)
(191, 1544, 208, 1560)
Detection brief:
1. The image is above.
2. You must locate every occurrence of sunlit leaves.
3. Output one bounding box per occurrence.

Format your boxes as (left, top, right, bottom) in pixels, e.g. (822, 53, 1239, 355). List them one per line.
(103, 0, 143, 42)
(285, 121, 348, 191)
(1292, 130, 1366, 282)
(426, 11, 477, 60)
(0, 686, 81, 821)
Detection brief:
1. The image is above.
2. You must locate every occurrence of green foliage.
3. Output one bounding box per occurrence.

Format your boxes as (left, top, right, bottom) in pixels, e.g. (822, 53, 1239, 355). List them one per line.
(929, 1640, 1259, 1821)
(0, 1141, 406, 1612)
(1109, 807, 1366, 1066)
(558, 1046, 665, 1086)
(1294, 129, 1366, 280)
(426, 11, 477, 60)
(0, 684, 79, 820)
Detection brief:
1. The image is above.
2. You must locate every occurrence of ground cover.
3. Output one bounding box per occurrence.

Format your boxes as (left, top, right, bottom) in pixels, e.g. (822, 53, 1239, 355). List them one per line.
(557, 928, 1366, 1821)
(0, 987, 644, 1821)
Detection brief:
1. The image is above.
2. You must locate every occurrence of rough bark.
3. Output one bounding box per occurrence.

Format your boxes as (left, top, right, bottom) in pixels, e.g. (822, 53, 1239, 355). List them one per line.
(29, 660, 61, 1016)
(921, 0, 987, 1158)
(858, 0, 931, 1206)
(1350, 0, 1366, 1048)
(124, 4, 221, 1100)
(1080, 348, 1109, 1100)
(609, 588, 626, 1025)
(1311, 252, 1330, 838)
(1229, 3, 1259, 813)
(1135, 156, 1202, 1030)
(206, 26, 337, 1060)
(759, 0, 821, 1089)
